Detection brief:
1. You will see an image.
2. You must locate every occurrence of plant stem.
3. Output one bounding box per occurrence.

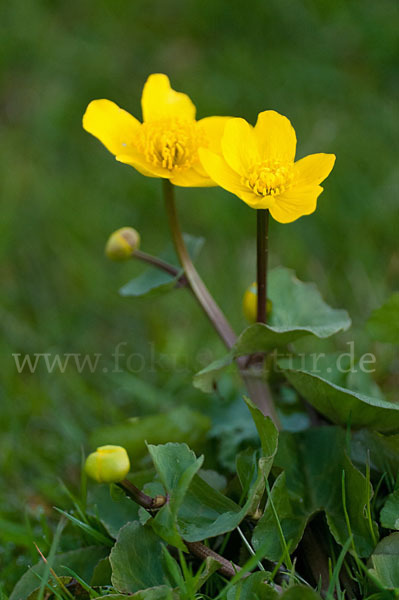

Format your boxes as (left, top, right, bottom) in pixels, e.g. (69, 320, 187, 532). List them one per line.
(118, 480, 166, 510)
(119, 480, 244, 580)
(133, 249, 188, 286)
(162, 180, 280, 427)
(256, 209, 269, 323)
(163, 179, 237, 349)
(184, 541, 242, 579)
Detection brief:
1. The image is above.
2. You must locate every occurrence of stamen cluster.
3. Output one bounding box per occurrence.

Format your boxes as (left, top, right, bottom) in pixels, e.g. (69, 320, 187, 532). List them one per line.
(136, 118, 204, 172)
(245, 159, 294, 197)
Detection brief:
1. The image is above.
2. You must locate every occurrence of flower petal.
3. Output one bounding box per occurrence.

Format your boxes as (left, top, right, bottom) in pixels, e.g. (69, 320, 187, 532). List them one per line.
(197, 116, 232, 154)
(294, 153, 336, 186)
(199, 148, 249, 195)
(254, 110, 297, 163)
(141, 73, 196, 122)
(221, 118, 259, 175)
(116, 151, 169, 178)
(199, 149, 278, 208)
(83, 99, 140, 156)
(269, 185, 323, 224)
(171, 166, 215, 187)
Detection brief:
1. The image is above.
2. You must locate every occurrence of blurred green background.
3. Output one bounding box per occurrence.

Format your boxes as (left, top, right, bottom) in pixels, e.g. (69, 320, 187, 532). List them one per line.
(1, 0, 398, 588)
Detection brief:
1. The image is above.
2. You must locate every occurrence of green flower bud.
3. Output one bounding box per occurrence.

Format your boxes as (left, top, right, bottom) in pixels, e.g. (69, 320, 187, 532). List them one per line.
(85, 445, 130, 483)
(242, 282, 272, 323)
(105, 227, 140, 260)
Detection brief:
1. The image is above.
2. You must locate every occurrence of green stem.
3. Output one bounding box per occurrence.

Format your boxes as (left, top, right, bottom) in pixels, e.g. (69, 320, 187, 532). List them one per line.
(163, 180, 280, 427)
(134, 249, 188, 286)
(256, 209, 269, 323)
(163, 179, 237, 349)
(118, 480, 166, 510)
(119, 480, 244, 580)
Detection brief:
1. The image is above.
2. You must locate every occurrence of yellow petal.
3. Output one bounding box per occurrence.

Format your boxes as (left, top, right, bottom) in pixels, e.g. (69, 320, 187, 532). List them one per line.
(254, 110, 297, 163)
(236, 192, 276, 210)
(197, 116, 232, 154)
(171, 166, 215, 187)
(221, 118, 259, 176)
(83, 99, 140, 156)
(294, 153, 336, 186)
(199, 148, 249, 195)
(116, 151, 168, 178)
(269, 185, 323, 223)
(141, 73, 196, 122)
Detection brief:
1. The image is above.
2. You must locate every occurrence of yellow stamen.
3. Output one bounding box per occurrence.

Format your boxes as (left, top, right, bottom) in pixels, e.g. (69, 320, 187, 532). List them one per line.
(135, 118, 204, 172)
(244, 159, 294, 197)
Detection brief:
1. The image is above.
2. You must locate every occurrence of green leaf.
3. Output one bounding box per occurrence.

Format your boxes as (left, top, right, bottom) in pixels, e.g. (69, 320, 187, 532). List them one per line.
(226, 576, 322, 600)
(93, 590, 178, 600)
(193, 352, 235, 393)
(380, 490, 399, 530)
(87, 484, 139, 538)
(110, 521, 170, 593)
(120, 268, 182, 298)
(236, 399, 278, 514)
(235, 267, 351, 354)
(129, 588, 179, 599)
(245, 397, 279, 460)
(176, 473, 244, 542)
(252, 427, 377, 561)
(193, 267, 351, 390)
(177, 406, 278, 541)
(147, 443, 204, 548)
(90, 556, 112, 585)
(351, 430, 399, 479)
(280, 587, 322, 600)
(226, 572, 279, 599)
(279, 354, 399, 432)
(120, 234, 204, 298)
(10, 546, 109, 600)
(369, 533, 399, 588)
(90, 406, 211, 460)
(367, 293, 399, 344)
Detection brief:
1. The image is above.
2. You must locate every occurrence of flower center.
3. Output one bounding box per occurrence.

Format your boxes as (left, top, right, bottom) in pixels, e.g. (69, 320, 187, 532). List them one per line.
(136, 118, 203, 171)
(244, 159, 294, 197)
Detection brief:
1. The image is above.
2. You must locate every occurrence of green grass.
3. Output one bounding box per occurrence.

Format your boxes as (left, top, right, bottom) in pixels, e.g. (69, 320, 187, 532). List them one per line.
(1, 0, 398, 590)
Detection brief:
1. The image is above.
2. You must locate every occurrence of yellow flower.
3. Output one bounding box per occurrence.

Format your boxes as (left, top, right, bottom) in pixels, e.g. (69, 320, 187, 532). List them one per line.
(83, 74, 230, 187)
(242, 282, 272, 323)
(85, 445, 130, 483)
(199, 111, 336, 223)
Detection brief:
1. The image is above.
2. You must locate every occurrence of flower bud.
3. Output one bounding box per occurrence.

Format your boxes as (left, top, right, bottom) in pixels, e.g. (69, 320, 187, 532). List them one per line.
(105, 227, 140, 260)
(243, 282, 272, 323)
(85, 445, 130, 483)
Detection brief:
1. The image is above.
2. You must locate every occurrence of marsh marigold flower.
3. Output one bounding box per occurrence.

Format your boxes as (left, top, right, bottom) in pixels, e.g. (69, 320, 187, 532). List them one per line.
(83, 74, 230, 187)
(199, 111, 335, 223)
(85, 445, 130, 483)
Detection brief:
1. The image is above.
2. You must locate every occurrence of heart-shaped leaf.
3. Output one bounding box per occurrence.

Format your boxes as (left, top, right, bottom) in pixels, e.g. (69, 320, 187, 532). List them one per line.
(235, 267, 351, 355)
(193, 267, 351, 392)
(279, 354, 399, 432)
(168, 406, 278, 542)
